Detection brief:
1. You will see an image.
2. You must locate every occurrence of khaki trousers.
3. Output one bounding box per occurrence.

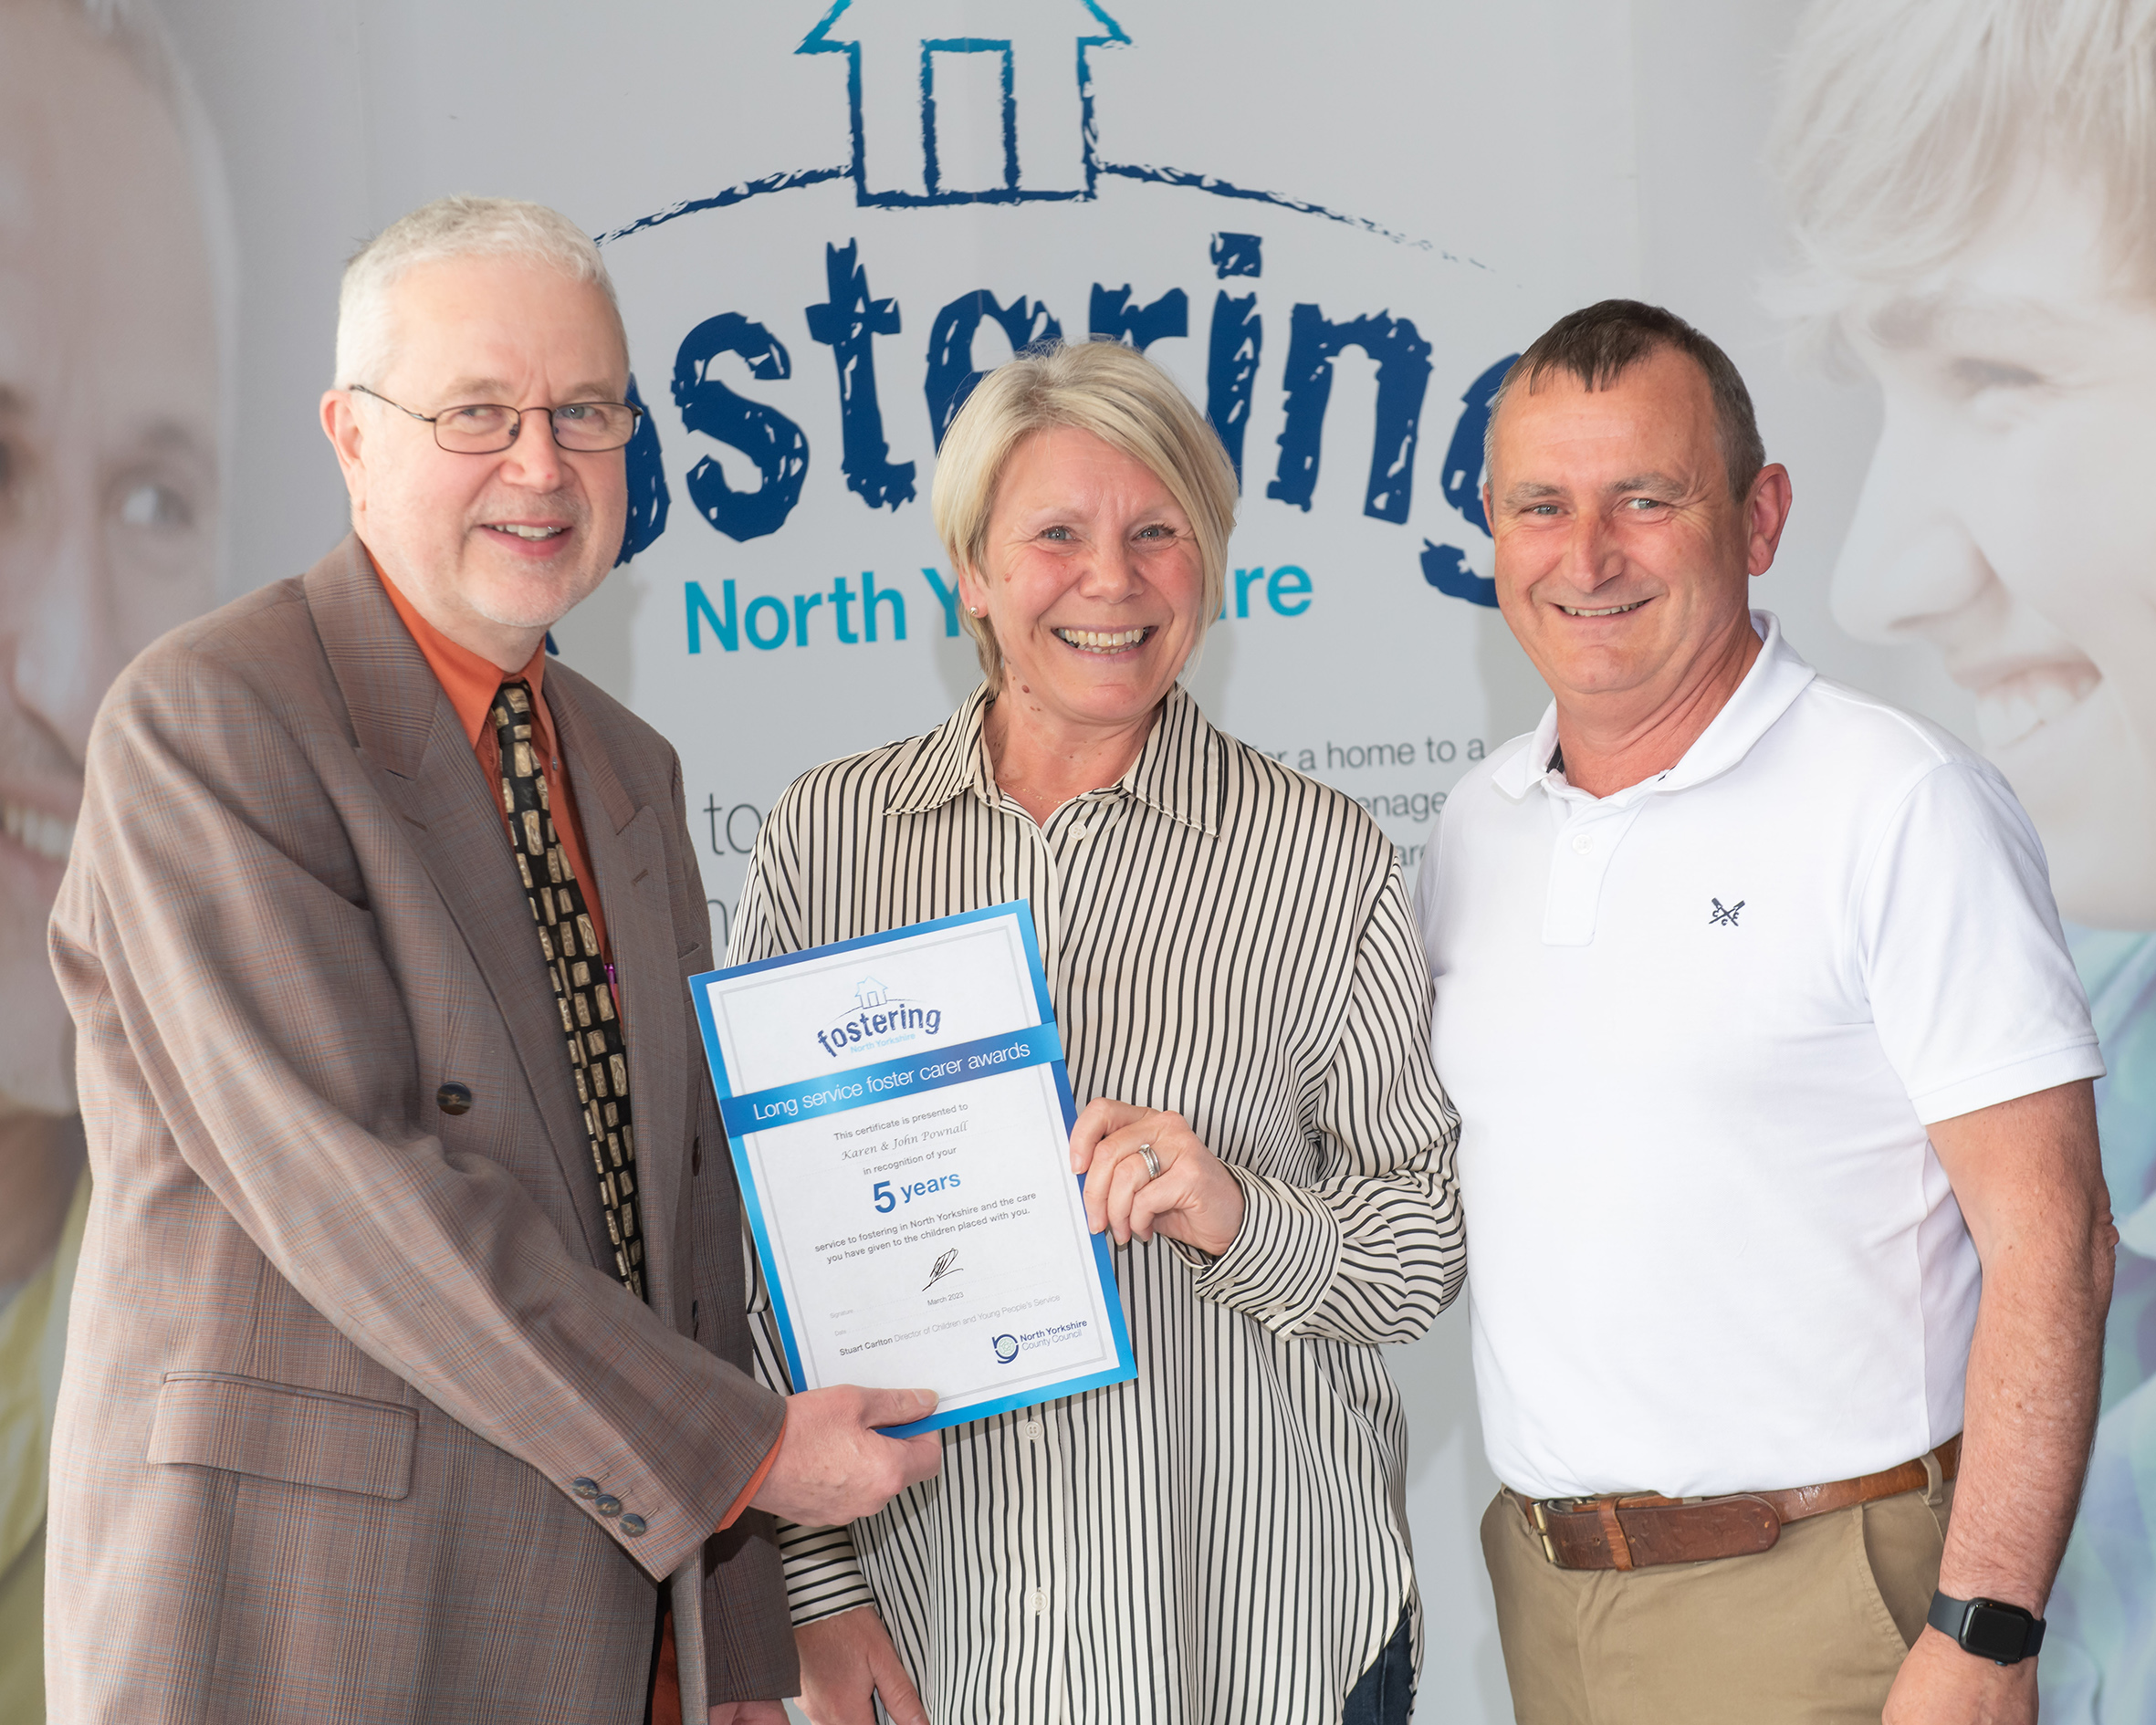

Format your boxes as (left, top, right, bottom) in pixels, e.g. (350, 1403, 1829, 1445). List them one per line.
(1481, 1472, 1953, 1725)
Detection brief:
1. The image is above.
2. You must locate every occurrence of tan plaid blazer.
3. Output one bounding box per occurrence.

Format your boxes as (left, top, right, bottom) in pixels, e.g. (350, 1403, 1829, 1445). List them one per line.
(45, 538, 793, 1722)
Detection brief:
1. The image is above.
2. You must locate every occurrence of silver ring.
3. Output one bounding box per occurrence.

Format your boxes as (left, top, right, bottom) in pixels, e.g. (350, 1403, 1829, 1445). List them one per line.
(1136, 1142, 1163, 1182)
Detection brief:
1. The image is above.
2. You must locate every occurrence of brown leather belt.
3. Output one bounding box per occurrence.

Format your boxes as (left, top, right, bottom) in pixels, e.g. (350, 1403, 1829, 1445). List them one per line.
(1508, 1435, 1960, 1571)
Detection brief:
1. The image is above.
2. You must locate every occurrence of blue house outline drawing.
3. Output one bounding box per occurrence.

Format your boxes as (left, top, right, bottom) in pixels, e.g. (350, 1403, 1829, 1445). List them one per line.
(800, 0, 1131, 205)
(594, 6, 1503, 616)
(854, 977, 891, 1009)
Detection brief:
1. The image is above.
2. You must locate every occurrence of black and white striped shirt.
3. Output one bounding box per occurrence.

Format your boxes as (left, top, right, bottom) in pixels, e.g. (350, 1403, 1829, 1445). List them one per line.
(731, 685, 1464, 1723)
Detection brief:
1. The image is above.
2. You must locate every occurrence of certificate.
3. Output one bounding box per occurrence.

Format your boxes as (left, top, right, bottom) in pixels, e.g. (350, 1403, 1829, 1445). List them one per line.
(689, 902, 1136, 1437)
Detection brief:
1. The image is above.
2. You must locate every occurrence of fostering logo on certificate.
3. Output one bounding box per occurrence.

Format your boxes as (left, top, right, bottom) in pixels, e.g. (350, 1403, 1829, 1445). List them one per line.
(690, 902, 1137, 1437)
(814, 977, 945, 1059)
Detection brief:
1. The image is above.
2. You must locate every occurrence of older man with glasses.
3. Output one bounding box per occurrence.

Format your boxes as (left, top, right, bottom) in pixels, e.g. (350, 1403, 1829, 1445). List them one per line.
(45, 195, 938, 1725)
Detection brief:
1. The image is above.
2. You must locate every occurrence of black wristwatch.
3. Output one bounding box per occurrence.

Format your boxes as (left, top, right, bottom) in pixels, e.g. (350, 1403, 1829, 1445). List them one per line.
(1927, 1591, 2046, 1665)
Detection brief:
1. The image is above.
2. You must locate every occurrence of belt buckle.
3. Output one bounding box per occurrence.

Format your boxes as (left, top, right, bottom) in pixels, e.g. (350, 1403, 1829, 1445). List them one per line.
(1531, 1494, 1635, 1569)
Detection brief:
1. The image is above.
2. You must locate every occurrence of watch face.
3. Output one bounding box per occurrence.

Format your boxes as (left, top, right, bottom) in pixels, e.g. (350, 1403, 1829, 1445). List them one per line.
(1963, 1603, 2034, 1663)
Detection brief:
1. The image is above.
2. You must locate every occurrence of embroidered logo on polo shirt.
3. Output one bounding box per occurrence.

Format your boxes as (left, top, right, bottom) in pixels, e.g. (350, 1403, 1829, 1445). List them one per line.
(1709, 897, 1745, 927)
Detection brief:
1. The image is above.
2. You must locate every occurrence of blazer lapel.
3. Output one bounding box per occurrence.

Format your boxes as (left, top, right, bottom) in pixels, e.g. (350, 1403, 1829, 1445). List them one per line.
(304, 539, 607, 1263)
(547, 678, 687, 1317)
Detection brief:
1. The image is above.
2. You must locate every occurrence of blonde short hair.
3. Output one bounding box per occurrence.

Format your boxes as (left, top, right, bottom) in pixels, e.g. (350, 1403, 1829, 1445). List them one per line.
(335, 195, 624, 389)
(930, 340, 1238, 693)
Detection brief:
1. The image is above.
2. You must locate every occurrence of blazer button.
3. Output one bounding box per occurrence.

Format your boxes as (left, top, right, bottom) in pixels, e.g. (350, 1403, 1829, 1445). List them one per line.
(436, 1082, 474, 1116)
(619, 1514, 647, 1537)
(571, 1477, 600, 1500)
(595, 1495, 623, 1518)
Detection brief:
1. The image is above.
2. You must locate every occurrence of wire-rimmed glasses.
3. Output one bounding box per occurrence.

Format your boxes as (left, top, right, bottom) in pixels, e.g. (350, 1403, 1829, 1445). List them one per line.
(348, 383, 644, 454)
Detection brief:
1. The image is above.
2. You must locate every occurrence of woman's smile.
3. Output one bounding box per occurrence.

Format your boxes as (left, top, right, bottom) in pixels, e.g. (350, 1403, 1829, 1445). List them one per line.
(1052, 624, 1156, 654)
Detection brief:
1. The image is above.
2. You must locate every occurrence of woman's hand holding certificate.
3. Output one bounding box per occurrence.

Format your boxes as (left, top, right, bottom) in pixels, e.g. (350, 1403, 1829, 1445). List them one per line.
(692, 903, 1137, 1436)
(1068, 1100, 1247, 1254)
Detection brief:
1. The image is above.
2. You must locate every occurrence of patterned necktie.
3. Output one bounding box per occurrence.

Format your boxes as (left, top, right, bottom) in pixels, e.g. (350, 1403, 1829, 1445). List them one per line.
(491, 680, 645, 1301)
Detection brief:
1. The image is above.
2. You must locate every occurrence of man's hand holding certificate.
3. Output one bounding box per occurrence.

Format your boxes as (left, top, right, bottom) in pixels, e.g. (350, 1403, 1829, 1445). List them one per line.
(694, 903, 1136, 1436)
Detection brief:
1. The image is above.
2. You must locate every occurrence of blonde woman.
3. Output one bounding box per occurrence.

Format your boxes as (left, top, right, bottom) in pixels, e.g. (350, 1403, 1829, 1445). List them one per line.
(731, 340, 1463, 1725)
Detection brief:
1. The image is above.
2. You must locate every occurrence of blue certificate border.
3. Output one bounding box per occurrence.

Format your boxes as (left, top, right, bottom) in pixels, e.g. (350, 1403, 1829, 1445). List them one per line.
(689, 900, 1136, 1438)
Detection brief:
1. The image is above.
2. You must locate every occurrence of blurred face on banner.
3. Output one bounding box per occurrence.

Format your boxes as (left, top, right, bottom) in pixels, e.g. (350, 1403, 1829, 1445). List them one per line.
(1827, 168, 2156, 931)
(0, 0, 221, 1118)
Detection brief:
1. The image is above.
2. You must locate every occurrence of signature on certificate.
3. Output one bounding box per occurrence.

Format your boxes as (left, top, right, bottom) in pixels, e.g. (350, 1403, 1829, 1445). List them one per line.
(923, 1249, 960, 1292)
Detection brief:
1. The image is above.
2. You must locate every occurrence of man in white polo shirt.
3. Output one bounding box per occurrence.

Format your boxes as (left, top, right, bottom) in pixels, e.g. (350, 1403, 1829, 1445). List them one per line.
(1416, 299, 2116, 1724)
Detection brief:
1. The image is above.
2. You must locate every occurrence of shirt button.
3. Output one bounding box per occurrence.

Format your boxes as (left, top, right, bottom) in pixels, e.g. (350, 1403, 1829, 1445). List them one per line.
(435, 1082, 474, 1115)
(1570, 831, 1594, 854)
(571, 1477, 600, 1500)
(1020, 1419, 1043, 1440)
(595, 1495, 623, 1518)
(1027, 1588, 1048, 1615)
(619, 1513, 647, 1537)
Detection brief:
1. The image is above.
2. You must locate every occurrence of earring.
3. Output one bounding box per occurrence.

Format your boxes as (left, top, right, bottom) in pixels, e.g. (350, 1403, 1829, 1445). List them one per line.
(968, 605, 982, 615)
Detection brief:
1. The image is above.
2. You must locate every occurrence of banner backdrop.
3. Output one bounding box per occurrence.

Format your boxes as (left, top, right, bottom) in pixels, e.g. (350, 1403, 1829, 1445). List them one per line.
(1, 1, 2149, 1720)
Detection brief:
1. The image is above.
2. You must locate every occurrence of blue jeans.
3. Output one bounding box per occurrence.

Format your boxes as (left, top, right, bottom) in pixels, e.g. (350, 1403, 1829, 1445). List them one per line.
(1341, 1608, 1416, 1725)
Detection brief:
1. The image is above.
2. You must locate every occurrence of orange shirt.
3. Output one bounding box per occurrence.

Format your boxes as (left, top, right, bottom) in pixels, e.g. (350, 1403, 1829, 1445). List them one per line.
(376, 570, 611, 967)
(373, 561, 780, 1584)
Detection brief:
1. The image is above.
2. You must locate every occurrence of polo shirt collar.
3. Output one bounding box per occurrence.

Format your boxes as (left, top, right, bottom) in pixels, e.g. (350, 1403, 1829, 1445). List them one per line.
(1497, 611, 1816, 803)
(1660, 612, 1816, 791)
(1495, 705, 1565, 800)
(884, 682, 1223, 837)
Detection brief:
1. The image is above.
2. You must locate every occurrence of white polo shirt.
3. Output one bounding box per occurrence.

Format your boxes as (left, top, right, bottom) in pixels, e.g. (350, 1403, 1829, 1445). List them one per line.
(1416, 614, 2103, 1501)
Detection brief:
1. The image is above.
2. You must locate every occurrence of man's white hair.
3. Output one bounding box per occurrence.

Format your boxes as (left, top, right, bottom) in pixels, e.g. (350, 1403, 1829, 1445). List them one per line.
(334, 195, 625, 389)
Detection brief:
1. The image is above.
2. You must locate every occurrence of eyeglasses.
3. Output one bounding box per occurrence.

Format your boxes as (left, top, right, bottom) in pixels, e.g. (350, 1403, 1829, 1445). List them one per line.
(348, 383, 644, 454)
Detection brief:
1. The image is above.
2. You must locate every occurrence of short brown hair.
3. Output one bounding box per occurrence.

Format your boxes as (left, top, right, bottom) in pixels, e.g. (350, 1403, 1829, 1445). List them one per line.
(1487, 299, 1766, 500)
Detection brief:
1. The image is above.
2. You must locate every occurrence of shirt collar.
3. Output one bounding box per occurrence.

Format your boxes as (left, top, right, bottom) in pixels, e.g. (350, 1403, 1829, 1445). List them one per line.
(885, 682, 1223, 837)
(1493, 703, 1565, 800)
(1494, 612, 1816, 804)
(372, 552, 549, 748)
(885, 684, 998, 815)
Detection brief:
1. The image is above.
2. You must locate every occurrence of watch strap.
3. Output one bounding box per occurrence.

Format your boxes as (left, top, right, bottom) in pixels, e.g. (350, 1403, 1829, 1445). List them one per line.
(1929, 1590, 2046, 1663)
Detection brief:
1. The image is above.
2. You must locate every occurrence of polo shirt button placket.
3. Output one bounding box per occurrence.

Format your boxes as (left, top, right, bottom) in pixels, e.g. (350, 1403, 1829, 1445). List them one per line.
(1544, 804, 1648, 947)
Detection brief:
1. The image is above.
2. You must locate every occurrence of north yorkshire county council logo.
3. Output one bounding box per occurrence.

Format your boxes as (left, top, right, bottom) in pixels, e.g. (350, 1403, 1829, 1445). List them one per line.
(993, 1333, 1021, 1364)
(595, 0, 1518, 640)
(815, 975, 946, 1058)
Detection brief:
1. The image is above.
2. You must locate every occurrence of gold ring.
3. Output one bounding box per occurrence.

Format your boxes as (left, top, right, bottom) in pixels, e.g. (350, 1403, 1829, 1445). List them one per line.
(1137, 1142, 1163, 1182)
